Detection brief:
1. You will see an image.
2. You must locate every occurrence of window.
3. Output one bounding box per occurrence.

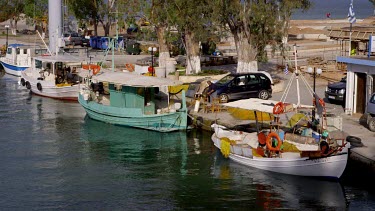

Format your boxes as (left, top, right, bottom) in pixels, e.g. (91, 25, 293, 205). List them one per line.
(6, 48, 11, 54)
(16, 48, 20, 54)
(237, 76, 246, 86)
(216, 75, 234, 86)
(35, 60, 42, 68)
(23, 49, 27, 54)
(248, 74, 259, 84)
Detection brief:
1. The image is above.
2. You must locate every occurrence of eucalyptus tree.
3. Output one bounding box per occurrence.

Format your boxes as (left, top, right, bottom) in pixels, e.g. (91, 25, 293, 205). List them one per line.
(23, 0, 48, 33)
(167, 0, 213, 74)
(147, 0, 172, 68)
(213, 0, 310, 72)
(0, 0, 25, 34)
(68, 0, 117, 36)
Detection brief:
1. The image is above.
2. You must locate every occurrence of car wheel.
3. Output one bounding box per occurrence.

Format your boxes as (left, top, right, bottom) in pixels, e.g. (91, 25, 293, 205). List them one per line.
(368, 117, 375, 132)
(219, 94, 229, 103)
(258, 90, 269, 100)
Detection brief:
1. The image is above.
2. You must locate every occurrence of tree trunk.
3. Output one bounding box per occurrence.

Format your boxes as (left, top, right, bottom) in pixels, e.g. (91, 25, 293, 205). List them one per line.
(103, 22, 111, 37)
(184, 30, 201, 75)
(10, 19, 16, 35)
(93, 21, 98, 36)
(233, 30, 258, 72)
(156, 25, 170, 68)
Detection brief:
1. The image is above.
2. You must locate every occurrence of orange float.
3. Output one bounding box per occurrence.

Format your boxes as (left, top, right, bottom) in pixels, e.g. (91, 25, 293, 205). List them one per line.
(273, 102, 284, 114)
(125, 63, 135, 72)
(266, 132, 282, 151)
(82, 64, 101, 75)
(258, 132, 267, 146)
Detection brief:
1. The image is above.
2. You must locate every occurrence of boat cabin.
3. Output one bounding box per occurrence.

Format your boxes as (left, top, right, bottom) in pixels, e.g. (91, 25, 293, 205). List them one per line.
(31, 56, 83, 85)
(3, 44, 29, 67)
(101, 83, 158, 115)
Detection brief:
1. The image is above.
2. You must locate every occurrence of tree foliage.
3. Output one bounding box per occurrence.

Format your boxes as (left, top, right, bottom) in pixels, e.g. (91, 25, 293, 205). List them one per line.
(213, 0, 310, 66)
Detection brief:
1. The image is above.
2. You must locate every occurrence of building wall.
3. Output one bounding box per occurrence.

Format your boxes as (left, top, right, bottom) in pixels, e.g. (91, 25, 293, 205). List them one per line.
(346, 63, 375, 114)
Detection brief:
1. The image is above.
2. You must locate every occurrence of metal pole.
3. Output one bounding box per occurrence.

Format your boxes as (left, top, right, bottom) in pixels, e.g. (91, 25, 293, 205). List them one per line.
(151, 50, 154, 76)
(294, 44, 301, 106)
(349, 23, 352, 56)
(5, 27, 8, 50)
(312, 67, 316, 122)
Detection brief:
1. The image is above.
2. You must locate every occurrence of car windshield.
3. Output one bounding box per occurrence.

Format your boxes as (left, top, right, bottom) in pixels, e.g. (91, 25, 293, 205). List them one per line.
(216, 75, 234, 86)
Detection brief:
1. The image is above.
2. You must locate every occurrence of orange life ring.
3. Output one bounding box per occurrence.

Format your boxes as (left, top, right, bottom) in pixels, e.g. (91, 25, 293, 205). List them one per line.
(82, 64, 101, 75)
(266, 132, 282, 151)
(273, 102, 284, 114)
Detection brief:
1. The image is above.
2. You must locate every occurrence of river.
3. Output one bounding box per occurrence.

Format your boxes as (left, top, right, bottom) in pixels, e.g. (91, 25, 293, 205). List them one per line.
(0, 72, 374, 210)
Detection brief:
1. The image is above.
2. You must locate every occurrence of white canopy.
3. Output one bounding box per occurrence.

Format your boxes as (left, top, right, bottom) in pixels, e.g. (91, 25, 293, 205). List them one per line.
(88, 71, 183, 87)
(33, 54, 90, 63)
(223, 99, 279, 113)
(223, 98, 314, 114)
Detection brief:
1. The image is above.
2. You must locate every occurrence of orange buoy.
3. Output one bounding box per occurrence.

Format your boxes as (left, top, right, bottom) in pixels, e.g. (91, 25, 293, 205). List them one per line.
(266, 132, 282, 151)
(258, 132, 267, 146)
(319, 98, 325, 107)
(273, 102, 284, 114)
(125, 63, 135, 72)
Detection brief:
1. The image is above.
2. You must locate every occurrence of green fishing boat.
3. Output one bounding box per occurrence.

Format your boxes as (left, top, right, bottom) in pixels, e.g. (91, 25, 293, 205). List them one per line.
(78, 71, 188, 132)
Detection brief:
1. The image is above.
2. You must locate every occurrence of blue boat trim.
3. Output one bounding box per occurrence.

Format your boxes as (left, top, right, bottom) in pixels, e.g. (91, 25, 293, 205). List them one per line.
(0, 61, 28, 71)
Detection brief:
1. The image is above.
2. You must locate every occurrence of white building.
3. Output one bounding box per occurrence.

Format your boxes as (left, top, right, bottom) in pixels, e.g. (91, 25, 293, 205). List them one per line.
(337, 56, 375, 114)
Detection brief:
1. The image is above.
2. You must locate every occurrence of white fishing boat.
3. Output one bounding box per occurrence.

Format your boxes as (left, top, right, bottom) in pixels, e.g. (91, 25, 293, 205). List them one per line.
(0, 44, 43, 77)
(211, 45, 349, 179)
(19, 0, 94, 100)
(211, 121, 349, 179)
(20, 55, 85, 100)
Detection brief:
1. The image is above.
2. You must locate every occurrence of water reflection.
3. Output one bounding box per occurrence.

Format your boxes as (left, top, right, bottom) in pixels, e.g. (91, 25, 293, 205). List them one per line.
(212, 154, 348, 210)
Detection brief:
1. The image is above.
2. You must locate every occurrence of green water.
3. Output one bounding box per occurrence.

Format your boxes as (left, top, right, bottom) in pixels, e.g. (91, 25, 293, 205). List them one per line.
(0, 72, 374, 210)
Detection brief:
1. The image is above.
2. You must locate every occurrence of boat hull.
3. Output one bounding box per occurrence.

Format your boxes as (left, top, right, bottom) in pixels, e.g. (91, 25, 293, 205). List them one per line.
(21, 73, 78, 100)
(212, 134, 349, 179)
(78, 94, 187, 132)
(0, 61, 28, 77)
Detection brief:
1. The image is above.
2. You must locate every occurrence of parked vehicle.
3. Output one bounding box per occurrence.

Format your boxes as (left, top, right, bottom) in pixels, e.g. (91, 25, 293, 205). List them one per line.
(211, 72, 273, 103)
(63, 32, 83, 46)
(365, 92, 375, 131)
(325, 76, 346, 103)
(81, 36, 90, 47)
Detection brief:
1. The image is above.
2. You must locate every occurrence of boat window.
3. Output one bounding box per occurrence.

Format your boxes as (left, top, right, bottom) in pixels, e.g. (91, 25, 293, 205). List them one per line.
(35, 60, 42, 68)
(23, 49, 27, 54)
(7, 48, 11, 54)
(16, 48, 20, 54)
(216, 75, 234, 86)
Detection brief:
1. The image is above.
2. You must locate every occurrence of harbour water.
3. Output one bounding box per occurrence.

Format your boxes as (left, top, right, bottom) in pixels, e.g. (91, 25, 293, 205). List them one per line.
(292, 0, 374, 20)
(1, 72, 375, 210)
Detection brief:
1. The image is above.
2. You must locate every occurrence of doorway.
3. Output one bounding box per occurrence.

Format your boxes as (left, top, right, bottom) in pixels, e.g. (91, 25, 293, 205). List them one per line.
(356, 73, 366, 113)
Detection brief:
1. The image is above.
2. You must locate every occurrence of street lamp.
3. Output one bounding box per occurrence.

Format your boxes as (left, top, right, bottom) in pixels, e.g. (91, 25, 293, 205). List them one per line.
(148, 47, 157, 76)
(5, 25, 9, 51)
(308, 67, 322, 121)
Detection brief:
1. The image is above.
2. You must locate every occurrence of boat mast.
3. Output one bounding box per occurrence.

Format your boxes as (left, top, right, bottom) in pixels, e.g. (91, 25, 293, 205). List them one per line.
(294, 44, 301, 107)
(48, 0, 62, 55)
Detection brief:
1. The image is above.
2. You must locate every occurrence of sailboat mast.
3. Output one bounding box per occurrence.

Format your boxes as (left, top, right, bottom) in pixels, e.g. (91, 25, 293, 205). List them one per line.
(294, 44, 301, 106)
(48, 0, 62, 55)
